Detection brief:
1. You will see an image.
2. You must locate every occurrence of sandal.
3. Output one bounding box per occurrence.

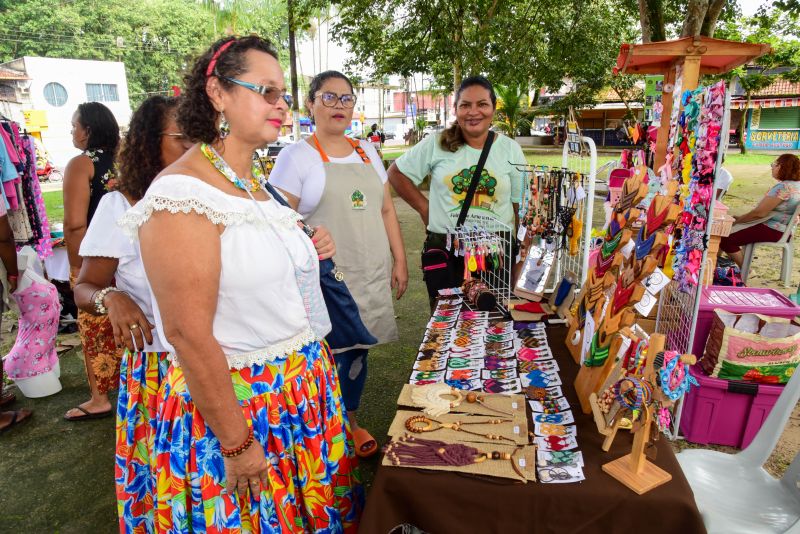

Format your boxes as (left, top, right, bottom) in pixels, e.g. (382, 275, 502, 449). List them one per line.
(0, 391, 16, 407)
(0, 409, 32, 434)
(352, 427, 378, 458)
(64, 405, 113, 422)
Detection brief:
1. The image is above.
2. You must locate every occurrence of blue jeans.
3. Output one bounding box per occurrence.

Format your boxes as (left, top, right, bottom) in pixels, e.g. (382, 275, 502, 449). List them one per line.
(333, 348, 368, 412)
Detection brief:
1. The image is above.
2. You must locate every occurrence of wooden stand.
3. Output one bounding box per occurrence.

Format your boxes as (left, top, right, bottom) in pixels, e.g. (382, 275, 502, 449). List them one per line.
(601, 334, 673, 494)
(574, 305, 637, 414)
(613, 37, 771, 170)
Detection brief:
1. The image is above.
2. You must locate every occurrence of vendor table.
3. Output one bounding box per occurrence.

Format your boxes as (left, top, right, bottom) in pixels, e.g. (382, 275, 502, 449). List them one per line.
(359, 325, 706, 534)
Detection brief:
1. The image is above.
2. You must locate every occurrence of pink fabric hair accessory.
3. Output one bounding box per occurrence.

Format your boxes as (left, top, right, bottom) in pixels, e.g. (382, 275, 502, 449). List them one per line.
(206, 40, 235, 77)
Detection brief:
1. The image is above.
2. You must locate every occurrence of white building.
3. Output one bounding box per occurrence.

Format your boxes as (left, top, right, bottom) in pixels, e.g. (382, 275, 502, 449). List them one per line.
(0, 56, 132, 167)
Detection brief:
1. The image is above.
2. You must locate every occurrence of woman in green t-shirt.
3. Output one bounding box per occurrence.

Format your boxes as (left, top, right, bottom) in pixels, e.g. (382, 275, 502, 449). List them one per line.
(388, 76, 524, 299)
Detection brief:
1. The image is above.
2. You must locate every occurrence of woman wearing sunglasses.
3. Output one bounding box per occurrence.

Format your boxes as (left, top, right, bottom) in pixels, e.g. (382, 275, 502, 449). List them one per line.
(271, 70, 407, 458)
(722, 153, 800, 267)
(120, 38, 361, 532)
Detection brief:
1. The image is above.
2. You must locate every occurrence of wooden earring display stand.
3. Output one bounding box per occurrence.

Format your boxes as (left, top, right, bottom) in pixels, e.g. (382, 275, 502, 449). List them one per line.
(600, 333, 671, 495)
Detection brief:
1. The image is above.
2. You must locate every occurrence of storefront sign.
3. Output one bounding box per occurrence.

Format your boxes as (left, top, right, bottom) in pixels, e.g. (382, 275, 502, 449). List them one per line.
(745, 129, 800, 150)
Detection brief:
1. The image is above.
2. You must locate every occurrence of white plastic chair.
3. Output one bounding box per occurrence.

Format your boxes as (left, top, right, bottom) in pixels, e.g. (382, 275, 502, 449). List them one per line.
(677, 366, 800, 533)
(740, 203, 800, 287)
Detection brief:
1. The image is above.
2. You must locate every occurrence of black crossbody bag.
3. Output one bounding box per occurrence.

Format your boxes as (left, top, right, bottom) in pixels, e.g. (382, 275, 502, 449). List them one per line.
(420, 132, 495, 298)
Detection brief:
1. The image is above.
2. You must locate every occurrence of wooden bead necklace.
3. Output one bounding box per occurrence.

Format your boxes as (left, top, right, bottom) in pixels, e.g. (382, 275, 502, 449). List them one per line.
(404, 414, 516, 443)
(410, 383, 515, 417)
(384, 435, 526, 479)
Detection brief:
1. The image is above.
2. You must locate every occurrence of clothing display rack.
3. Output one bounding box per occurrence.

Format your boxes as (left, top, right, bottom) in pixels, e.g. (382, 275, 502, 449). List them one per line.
(0, 118, 52, 259)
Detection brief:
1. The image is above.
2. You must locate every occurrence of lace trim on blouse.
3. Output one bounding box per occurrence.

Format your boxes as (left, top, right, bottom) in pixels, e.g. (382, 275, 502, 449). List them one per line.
(118, 194, 302, 240)
(166, 327, 318, 370)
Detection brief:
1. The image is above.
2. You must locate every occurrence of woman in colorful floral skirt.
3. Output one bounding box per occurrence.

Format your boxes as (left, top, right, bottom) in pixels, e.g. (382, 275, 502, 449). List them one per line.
(73, 95, 193, 533)
(63, 101, 125, 421)
(119, 36, 361, 533)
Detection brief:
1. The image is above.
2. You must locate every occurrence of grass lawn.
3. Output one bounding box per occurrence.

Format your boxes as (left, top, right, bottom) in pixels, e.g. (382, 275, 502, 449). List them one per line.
(0, 148, 794, 531)
(0, 197, 431, 532)
(43, 190, 64, 224)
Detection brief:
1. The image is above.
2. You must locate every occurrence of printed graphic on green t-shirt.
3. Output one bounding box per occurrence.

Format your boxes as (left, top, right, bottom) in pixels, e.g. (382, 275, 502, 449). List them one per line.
(394, 133, 525, 233)
(448, 166, 500, 216)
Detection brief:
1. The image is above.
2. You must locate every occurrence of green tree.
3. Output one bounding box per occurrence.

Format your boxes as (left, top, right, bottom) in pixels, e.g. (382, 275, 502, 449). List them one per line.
(714, 3, 800, 153)
(333, 0, 633, 99)
(494, 84, 529, 138)
(630, 0, 739, 42)
(0, 0, 294, 108)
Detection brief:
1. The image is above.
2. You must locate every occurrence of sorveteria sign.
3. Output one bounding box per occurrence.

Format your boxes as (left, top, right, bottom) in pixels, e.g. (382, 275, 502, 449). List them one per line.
(745, 129, 800, 150)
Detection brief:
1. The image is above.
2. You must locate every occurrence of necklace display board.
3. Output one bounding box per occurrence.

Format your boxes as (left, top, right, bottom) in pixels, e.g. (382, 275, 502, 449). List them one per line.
(362, 319, 705, 533)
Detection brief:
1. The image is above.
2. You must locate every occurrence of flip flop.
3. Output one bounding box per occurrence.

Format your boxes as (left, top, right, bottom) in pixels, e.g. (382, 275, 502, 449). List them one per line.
(352, 428, 378, 458)
(64, 405, 113, 422)
(0, 391, 16, 407)
(0, 409, 32, 434)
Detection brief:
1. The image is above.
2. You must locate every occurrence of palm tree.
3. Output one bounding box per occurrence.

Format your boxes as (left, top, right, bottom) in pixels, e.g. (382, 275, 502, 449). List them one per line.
(494, 84, 530, 138)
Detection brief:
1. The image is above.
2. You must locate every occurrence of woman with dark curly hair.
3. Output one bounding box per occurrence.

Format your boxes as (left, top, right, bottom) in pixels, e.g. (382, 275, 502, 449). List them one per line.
(118, 36, 361, 532)
(72, 95, 191, 530)
(63, 101, 125, 422)
(722, 153, 800, 267)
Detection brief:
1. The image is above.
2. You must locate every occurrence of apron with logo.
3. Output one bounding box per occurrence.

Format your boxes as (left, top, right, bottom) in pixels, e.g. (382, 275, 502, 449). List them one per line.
(306, 136, 398, 350)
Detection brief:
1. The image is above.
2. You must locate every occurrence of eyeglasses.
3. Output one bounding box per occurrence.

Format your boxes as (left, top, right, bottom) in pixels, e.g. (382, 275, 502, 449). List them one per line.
(315, 91, 357, 108)
(161, 132, 187, 139)
(221, 76, 293, 107)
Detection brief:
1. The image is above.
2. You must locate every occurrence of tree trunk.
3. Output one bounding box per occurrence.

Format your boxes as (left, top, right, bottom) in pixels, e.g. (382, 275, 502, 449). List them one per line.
(700, 0, 727, 37)
(639, 0, 666, 42)
(453, 57, 462, 95)
(452, 8, 464, 94)
(638, 0, 651, 43)
(739, 95, 750, 155)
(681, 0, 710, 38)
(288, 0, 300, 140)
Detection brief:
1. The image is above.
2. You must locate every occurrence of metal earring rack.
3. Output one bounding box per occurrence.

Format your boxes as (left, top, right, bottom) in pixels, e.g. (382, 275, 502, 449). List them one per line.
(448, 213, 513, 313)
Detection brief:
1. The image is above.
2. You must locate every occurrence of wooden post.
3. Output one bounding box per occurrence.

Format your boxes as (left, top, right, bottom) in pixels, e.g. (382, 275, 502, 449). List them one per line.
(681, 55, 703, 93)
(653, 68, 676, 170)
(602, 334, 673, 494)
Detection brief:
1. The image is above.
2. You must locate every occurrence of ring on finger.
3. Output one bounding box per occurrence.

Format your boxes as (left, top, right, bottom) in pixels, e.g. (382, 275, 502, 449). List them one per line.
(130, 323, 139, 330)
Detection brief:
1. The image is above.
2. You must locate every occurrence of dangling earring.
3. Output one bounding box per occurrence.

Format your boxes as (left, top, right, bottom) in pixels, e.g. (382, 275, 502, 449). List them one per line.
(218, 111, 230, 139)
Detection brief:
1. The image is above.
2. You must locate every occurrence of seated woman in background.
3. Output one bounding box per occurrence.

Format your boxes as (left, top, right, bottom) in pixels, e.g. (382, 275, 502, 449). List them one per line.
(721, 153, 800, 267)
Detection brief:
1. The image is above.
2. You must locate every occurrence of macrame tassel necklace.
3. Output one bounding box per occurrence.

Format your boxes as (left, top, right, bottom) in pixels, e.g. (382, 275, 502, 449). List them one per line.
(384, 435, 525, 479)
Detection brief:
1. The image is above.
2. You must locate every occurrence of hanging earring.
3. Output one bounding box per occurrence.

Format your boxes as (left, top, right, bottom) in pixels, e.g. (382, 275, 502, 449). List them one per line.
(218, 111, 230, 139)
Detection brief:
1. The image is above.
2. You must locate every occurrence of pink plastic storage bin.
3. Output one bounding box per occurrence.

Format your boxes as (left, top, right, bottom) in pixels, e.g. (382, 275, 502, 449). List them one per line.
(691, 286, 800, 357)
(680, 365, 784, 448)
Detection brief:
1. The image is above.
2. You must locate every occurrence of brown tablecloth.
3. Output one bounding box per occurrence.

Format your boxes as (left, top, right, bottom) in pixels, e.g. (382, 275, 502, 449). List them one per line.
(359, 326, 706, 534)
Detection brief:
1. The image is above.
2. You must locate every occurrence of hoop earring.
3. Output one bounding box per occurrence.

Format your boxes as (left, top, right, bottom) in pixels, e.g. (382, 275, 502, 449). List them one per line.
(218, 111, 230, 139)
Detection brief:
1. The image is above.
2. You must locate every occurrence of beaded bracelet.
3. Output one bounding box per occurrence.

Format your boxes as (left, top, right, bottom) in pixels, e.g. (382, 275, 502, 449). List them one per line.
(612, 377, 654, 412)
(93, 286, 123, 315)
(220, 426, 255, 458)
